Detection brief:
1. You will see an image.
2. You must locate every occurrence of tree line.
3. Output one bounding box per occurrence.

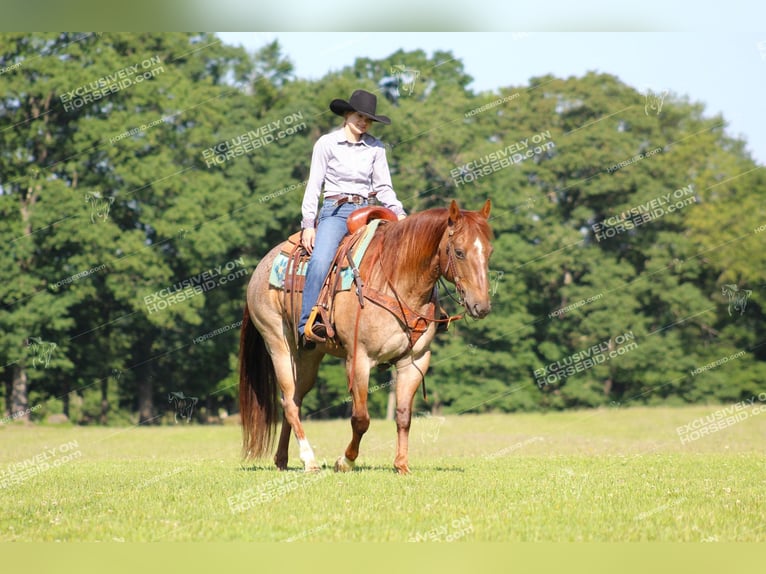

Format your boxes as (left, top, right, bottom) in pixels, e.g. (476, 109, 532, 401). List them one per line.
(1, 33, 763, 425)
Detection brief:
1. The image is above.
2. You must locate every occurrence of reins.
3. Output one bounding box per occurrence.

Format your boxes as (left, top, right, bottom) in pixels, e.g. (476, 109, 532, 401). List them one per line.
(370, 226, 466, 400)
(439, 225, 468, 307)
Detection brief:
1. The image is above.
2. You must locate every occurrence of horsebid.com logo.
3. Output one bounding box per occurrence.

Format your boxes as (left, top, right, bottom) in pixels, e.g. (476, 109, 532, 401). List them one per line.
(168, 392, 198, 423)
(721, 284, 752, 316)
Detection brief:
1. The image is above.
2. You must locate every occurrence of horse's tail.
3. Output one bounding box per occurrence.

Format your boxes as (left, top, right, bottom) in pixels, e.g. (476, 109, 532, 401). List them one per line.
(238, 301, 278, 461)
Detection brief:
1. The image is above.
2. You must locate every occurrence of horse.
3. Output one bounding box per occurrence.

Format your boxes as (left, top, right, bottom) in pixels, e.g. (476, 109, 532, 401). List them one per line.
(238, 199, 494, 474)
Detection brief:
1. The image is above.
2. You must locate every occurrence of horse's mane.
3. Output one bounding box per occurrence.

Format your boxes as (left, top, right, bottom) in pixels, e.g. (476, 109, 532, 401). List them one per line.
(378, 208, 448, 280)
(373, 207, 492, 283)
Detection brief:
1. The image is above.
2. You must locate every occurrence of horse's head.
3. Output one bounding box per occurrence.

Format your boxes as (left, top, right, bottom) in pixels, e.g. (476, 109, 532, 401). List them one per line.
(440, 199, 494, 319)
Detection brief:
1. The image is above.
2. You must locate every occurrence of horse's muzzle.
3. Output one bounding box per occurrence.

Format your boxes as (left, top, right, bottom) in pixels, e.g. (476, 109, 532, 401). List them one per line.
(466, 300, 491, 319)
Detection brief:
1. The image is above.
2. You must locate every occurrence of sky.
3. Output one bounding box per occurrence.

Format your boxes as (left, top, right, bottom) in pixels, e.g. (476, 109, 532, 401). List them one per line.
(217, 32, 766, 166)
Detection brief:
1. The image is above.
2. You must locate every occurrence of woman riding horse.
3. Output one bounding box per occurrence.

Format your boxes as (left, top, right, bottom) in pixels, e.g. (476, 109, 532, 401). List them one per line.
(298, 89, 406, 348)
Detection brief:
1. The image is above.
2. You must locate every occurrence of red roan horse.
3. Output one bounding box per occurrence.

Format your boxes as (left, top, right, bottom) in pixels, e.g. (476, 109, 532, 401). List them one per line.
(238, 199, 493, 474)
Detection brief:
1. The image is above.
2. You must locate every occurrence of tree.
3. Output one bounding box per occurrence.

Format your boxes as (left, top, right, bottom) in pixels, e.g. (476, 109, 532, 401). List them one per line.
(2, 37, 763, 423)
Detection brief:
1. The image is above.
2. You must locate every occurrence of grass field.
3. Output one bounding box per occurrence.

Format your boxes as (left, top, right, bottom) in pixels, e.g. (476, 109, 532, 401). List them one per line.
(1, 405, 765, 542)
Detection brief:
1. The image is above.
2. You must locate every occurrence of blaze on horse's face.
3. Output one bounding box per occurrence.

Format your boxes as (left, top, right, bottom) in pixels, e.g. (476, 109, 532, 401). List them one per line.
(446, 199, 494, 319)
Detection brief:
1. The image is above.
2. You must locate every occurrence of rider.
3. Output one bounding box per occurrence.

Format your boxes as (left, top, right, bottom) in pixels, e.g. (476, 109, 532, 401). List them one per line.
(298, 89, 406, 348)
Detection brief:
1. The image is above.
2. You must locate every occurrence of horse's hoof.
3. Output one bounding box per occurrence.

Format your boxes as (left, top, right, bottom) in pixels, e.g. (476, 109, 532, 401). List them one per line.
(394, 464, 411, 475)
(304, 461, 322, 473)
(334, 456, 355, 472)
(274, 456, 288, 471)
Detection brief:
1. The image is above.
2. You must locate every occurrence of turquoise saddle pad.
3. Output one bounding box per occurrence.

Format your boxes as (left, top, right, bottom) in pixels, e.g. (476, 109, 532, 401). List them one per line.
(268, 219, 384, 291)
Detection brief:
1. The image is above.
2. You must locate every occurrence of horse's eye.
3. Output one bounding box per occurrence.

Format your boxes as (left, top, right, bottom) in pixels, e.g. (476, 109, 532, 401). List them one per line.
(454, 248, 465, 259)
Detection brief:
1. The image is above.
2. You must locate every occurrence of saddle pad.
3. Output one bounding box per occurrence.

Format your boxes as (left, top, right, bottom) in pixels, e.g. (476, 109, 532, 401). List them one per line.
(268, 218, 385, 291)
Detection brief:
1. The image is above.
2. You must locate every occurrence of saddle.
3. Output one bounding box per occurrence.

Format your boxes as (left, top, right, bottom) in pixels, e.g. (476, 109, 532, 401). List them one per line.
(279, 207, 397, 346)
(275, 206, 457, 357)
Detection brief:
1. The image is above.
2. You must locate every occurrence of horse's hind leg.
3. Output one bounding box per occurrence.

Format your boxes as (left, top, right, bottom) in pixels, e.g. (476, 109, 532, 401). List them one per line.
(272, 346, 323, 472)
(335, 354, 371, 472)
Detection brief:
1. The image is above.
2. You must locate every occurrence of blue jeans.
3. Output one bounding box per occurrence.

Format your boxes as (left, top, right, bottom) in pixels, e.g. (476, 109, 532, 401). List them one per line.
(298, 200, 367, 335)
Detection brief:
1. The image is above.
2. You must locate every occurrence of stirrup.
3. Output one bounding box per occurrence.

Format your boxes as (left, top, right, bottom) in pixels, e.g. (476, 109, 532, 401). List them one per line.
(304, 306, 327, 343)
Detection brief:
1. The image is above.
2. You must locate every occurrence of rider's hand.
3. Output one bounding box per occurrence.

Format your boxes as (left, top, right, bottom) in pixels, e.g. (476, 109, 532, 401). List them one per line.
(397, 213, 407, 221)
(301, 228, 316, 254)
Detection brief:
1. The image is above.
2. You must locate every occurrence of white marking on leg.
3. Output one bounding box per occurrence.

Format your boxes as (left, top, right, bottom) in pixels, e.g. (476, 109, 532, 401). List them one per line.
(334, 455, 355, 472)
(298, 438, 318, 469)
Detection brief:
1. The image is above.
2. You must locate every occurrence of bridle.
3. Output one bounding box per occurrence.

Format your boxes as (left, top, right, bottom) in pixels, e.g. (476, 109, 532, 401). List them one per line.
(440, 225, 466, 306)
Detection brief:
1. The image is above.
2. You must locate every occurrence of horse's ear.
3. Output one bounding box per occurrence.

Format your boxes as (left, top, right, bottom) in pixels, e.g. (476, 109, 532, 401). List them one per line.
(449, 200, 461, 225)
(479, 199, 491, 219)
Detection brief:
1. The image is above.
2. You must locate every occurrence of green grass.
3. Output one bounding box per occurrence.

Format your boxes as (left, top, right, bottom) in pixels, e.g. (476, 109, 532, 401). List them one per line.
(1, 406, 765, 542)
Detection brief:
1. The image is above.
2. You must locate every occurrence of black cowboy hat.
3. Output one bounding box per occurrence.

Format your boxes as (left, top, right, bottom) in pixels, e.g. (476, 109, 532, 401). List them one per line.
(329, 89, 391, 125)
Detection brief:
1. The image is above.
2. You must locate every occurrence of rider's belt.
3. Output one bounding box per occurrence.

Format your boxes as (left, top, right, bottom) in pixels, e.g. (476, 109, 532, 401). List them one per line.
(325, 194, 367, 206)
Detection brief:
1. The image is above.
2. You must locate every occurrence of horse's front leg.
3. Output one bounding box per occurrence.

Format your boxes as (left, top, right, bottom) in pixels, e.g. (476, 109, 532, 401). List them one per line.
(393, 351, 431, 475)
(335, 354, 371, 472)
(274, 413, 292, 470)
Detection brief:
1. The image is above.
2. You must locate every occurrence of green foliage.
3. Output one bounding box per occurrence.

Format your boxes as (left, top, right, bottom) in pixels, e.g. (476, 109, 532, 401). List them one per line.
(1, 34, 763, 423)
